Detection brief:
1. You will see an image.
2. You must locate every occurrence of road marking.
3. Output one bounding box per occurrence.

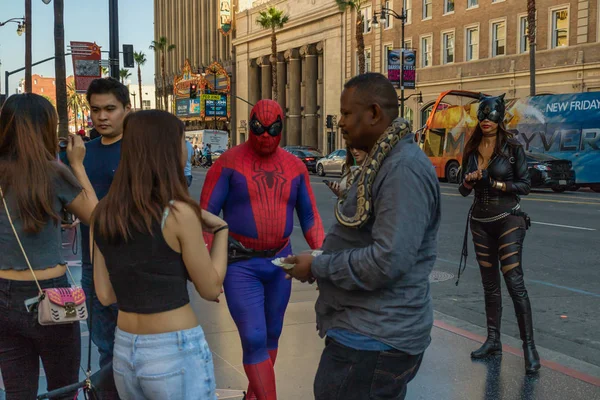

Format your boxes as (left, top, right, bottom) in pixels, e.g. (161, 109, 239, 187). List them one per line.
(532, 221, 596, 231)
(441, 192, 600, 205)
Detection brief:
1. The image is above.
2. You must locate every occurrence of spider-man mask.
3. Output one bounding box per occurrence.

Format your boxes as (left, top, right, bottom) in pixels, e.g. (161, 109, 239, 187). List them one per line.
(249, 99, 284, 156)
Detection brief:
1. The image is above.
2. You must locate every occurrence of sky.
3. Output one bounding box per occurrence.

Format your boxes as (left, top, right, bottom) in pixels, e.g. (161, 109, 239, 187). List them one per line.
(0, 0, 155, 94)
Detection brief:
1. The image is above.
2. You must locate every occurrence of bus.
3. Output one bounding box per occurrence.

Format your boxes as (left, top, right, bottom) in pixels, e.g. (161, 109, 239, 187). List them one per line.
(416, 90, 600, 192)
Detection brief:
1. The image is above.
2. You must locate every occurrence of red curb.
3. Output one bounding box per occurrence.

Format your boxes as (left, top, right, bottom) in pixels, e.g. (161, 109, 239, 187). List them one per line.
(433, 320, 600, 388)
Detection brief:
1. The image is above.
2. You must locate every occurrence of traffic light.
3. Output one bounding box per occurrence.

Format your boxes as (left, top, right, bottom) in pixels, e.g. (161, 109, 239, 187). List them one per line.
(122, 44, 134, 68)
(189, 83, 197, 99)
(326, 115, 334, 129)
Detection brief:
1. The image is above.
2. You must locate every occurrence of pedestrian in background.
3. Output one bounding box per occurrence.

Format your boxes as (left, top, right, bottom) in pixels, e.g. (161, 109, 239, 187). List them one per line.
(459, 94, 540, 375)
(0, 93, 98, 399)
(91, 110, 229, 399)
(326, 146, 367, 198)
(285, 73, 441, 400)
(184, 139, 194, 187)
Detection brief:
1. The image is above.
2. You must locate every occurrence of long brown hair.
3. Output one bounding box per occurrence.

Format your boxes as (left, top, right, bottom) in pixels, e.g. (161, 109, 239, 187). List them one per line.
(92, 110, 202, 242)
(0, 93, 77, 233)
(462, 121, 514, 169)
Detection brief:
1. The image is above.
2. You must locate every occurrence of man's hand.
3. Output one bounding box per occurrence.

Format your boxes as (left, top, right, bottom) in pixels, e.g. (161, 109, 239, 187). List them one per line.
(282, 254, 316, 283)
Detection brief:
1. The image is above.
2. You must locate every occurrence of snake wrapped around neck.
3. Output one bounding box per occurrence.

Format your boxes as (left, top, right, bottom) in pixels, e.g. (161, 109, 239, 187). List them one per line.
(335, 118, 412, 228)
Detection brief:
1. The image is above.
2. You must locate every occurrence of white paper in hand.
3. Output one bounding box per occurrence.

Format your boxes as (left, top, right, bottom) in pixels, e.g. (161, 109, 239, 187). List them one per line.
(272, 257, 295, 270)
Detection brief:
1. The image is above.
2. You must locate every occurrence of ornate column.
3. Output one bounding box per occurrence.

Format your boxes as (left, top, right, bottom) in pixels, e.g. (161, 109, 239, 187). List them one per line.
(248, 58, 261, 106)
(284, 48, 301, 145)
(316, 42, 325, 152)
(300, 44, 318, 148)
(276, 52, 287, 145)
(258, 55, 272, 100)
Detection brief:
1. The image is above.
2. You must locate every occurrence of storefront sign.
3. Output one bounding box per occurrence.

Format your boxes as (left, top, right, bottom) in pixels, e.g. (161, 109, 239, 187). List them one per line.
(204, 94, 228, 118)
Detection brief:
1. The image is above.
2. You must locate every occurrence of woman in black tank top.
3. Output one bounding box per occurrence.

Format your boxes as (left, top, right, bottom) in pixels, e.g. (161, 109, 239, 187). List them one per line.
(90, 110, 229, 400)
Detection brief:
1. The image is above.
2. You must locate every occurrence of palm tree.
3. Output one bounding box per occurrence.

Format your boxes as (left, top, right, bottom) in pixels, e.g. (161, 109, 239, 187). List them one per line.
(100, 66, 109, 77)
(149, 37, 176, 111)
(134, 51, 147, 108)
(336, 0, 367, 74)
(67, 81, 88, 130)
(54, 0, 69, 137)
(527, 0, 536, 96)
(256, 7, 289, 101)
(119, 69, 132, 84)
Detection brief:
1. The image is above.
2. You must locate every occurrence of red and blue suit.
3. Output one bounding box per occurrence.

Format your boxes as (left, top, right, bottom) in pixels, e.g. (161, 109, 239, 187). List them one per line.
(200, 100, 324, 400)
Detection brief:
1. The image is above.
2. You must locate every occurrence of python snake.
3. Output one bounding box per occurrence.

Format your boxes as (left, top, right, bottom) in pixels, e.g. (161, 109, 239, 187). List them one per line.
(335, 118, 411, 228)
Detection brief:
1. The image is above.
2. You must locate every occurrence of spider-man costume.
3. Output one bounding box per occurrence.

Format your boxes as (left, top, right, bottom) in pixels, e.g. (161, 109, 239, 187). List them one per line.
(200, 100, 324, 400)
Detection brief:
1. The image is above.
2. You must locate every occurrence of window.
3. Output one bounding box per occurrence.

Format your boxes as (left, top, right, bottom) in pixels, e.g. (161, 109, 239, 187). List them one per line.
(442, 31, 455, 64)
(40, 88, 44, 93)
(361, 6, 372, 34)
(421, 35, 432, 67)
(383, 1, 392, 29)
(491, 21, 506, 57)
(406, 0, 412, 24)
(467, 0, 478, 8)
(404, 39, 413, 49)
(519, 15, 529, 53)
(422, 0, 432, 20)
(466, 26, 479, 61)
(34, 79, 37, 85)
(551, 8, 569, 48)
(383, 44, 393, 73)
(444, 0, 454, 14)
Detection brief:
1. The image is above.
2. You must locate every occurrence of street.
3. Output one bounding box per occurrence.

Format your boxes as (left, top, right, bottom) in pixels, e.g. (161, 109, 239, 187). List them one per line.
(190, 166, 600, 369)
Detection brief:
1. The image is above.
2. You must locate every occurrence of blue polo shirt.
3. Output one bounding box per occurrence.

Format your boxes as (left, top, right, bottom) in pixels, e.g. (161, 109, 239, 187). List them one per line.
(78, 137, 122, 266)
(184, 140, 193, 177)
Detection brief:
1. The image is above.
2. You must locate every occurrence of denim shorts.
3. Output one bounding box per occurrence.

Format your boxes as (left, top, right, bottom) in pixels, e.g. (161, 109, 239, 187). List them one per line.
(112, 325, 217, 400)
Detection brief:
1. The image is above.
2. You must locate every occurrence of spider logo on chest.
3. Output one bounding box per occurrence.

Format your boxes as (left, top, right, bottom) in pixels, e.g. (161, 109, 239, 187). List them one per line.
(251, 160, 288, 208)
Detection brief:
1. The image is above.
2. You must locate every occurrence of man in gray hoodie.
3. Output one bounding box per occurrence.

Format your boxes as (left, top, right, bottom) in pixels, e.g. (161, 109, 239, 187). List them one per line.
(285, 73, 441, 400)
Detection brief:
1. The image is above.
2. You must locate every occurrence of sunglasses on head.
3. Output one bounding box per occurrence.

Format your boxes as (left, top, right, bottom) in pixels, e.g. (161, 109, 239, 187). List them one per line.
(477, 110, 502, 123)
(250, 116, 283, 137)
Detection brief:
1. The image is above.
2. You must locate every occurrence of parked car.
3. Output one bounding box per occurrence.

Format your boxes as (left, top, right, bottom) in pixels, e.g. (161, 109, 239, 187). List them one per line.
(316, 149, 348, 176)
(285, 148, 324, 172)
(526, 152, 576, 193)
(283, 145, 321, 153)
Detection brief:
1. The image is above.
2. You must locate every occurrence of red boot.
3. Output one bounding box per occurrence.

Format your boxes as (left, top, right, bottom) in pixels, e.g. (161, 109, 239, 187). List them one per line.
(243, 359, 277, 400)
(245, 349, 279, 399)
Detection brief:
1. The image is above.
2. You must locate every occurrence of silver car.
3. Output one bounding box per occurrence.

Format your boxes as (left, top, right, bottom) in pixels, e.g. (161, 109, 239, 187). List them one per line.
(316, 149, 348, 176)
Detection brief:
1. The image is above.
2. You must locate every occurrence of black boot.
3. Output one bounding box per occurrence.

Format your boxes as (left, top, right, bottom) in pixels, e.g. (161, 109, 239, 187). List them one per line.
(517, 311, 541, 374)
(471, 305, 503, 359)
(505, 268, 541, 375)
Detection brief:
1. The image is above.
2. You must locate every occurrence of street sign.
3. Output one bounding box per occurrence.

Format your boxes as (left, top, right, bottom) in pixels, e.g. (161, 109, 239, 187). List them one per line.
(70, 41, 102, 93)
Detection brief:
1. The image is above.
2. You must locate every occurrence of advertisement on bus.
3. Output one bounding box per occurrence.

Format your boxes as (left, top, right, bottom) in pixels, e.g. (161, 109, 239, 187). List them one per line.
(418, 91, 600, 192)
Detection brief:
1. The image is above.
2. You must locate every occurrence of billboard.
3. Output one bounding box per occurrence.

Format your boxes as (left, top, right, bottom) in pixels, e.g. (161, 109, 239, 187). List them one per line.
(70, 41, 102, 93)
(387, 48, 416, 89)
(203, 94, 228, 118)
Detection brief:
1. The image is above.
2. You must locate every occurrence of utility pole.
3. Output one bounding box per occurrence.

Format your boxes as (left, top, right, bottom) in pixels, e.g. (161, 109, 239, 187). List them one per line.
(527, 0, 537, 96)
(25, 0, 32, 92)
(109, 0, 120, 79)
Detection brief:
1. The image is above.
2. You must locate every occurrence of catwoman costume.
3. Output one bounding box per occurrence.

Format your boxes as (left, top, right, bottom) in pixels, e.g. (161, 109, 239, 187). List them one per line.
(458, 94, 541, 374)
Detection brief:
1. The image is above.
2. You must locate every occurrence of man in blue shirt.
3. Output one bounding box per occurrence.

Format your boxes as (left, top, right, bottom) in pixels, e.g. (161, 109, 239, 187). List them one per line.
(81, 78, 130, 372)
(184, 139, 194, 187)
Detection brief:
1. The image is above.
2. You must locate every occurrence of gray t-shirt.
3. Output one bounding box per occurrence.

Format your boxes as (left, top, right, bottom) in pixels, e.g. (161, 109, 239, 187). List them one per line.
(0, 163, 82, 271)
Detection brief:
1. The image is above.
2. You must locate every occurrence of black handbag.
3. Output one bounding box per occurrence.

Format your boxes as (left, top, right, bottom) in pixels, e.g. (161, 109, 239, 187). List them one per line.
(37, 244, 120, 399)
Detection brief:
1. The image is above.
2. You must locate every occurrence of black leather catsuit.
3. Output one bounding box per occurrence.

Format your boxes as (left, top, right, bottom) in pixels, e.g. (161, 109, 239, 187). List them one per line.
(459, 139, 540, 373)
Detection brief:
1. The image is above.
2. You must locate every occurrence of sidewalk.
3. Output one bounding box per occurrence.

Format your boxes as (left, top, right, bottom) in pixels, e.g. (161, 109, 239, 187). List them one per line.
(1, 262, 599, 399)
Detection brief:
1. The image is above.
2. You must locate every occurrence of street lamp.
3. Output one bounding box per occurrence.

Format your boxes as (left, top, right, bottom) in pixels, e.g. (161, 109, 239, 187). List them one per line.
(372, 5, 409, 119)
(131, 90, 137, 110)
(0, 17, 26, 36)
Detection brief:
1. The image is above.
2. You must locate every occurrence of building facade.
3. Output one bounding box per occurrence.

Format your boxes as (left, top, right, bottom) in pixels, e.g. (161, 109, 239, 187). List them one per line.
(153, 0, 233, 96)
(127, 84, 157, 111)
(352, 0, 600, 128)
(234, 0, 345, 152)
